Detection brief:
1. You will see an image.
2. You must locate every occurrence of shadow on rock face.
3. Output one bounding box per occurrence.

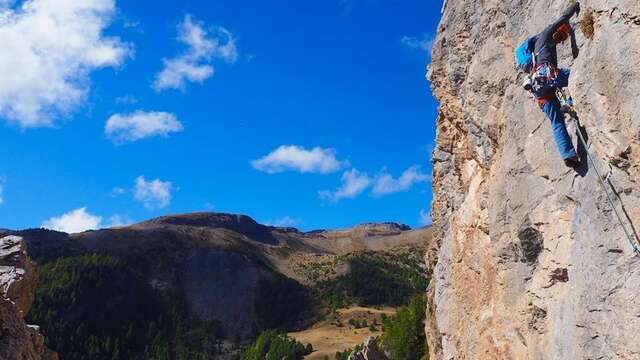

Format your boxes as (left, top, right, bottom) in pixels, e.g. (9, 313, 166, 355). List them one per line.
(573, 115, 589, 177)
(518, 227, 544, 264)
(570, 115, 640, 251)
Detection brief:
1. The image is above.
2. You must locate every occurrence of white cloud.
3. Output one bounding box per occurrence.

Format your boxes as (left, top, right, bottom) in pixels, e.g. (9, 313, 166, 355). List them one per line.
(110, 187, 127, 197)
(319, 169, 372, 202)
(105, 111, 183, 144)
(134, 176, 173, 210)
(319, 165, 429, 202)
(107, 214, 132, 227)
(401, 34, 435, 52)
(41, 208, 132, 232)
(264, 216, 300, 227)
(372, 165, 430, 196)
(152, 14, 237, 91)
(41, 207, 103, 233)
(0, 0, 131, 128)
(419, 209, 432, 226)
(252, 145, 347, 174)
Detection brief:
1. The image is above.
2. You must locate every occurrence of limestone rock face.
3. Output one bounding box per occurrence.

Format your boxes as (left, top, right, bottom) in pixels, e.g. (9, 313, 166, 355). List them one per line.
(426, 0, 640, 359)
(348, 336, 388, 360)
(0, 235, 37, 318)
(0, 236, 58, 360)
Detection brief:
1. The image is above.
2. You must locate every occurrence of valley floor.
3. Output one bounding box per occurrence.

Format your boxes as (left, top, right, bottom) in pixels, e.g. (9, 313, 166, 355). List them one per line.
(288, 306, 396, 359)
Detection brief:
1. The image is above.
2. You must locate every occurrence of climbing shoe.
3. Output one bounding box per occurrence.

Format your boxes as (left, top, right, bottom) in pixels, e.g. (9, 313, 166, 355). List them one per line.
(564, 156, 580, 168)
(559, 96, 574, 114)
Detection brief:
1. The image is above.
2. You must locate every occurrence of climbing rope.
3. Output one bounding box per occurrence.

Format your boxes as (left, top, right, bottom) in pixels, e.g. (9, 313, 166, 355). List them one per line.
(557, 89, 640, 256)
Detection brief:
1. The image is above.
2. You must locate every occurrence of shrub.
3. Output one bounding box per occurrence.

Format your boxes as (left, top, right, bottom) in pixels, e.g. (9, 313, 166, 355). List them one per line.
(335, 344, 363, 360)
(580, 8, 595, 39)
(241, 330, 312, 360)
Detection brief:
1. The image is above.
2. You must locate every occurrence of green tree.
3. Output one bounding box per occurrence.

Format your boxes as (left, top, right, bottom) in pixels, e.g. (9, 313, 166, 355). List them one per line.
(335, 344, 362, 360)
(241, 330, 312, 360)
(255, 273, 312, 330)
(380, 294, 428, 360)
(318, 250, 429, 309)
(28, 254, 224, 360)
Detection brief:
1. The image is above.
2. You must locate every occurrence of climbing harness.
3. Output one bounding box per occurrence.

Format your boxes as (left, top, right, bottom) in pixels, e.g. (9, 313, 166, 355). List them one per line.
(530, 64, 568, 104)
(556, 89, 640, 256)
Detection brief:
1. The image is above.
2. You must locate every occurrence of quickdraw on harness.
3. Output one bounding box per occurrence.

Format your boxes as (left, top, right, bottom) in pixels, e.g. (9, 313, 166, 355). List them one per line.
(523, 62, 562, 106)
(556, 88, 640, 256)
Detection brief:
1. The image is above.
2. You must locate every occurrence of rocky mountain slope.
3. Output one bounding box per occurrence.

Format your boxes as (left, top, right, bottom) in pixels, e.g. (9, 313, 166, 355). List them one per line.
(0, 235, 57, 360)
(426, 0, 640, 359)
(347, 336, 388, 360)
(5, 212, 430, 359)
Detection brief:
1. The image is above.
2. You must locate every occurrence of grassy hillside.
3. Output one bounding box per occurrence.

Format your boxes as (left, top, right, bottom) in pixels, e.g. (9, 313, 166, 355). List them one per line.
(28, 251, 314, 360)
(305, 245, 429, 310)
(286, 245, 431, 359)
(16, 214, 431, 360)
(288, 306, 394, 359)
(28, 244, 428, 359)
(29, 254, 228, 360)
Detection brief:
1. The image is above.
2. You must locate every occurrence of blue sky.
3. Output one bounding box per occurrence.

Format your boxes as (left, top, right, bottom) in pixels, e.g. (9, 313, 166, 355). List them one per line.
(0, 0, 443, 232)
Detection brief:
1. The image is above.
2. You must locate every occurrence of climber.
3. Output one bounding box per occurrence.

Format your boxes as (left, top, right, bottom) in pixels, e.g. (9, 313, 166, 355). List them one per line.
(516, 2, 582, 167)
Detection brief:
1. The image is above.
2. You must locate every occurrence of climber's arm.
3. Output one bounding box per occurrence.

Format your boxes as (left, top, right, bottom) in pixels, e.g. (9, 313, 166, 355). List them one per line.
(570, 25, 579, 58)
(540, 2, 581, 39)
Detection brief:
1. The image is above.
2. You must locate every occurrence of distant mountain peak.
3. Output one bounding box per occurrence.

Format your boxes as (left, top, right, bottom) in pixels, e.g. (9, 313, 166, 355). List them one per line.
(353, 222, 412, 232)
(312, 222, 413, 239)
(138, 212, 412, 235)
(141, 212, 258, 227)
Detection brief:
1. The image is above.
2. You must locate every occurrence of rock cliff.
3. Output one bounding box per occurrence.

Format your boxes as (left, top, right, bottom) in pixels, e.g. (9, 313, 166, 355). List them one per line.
(348, 336, 388, 360)
(426, 0, 640, 359)
(0, 235, 57, 360)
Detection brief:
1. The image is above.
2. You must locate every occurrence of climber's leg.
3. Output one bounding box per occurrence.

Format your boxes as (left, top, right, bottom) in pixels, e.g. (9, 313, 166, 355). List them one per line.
(541, 97, 577, 160)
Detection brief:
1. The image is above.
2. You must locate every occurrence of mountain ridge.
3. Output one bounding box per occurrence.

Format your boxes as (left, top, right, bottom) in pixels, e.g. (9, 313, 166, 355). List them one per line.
(3, 211, 431, 360)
